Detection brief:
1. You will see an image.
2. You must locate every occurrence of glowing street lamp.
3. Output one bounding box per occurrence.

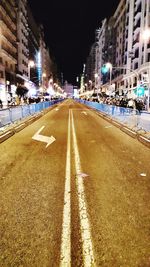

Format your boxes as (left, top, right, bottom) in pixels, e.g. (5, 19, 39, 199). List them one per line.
(105, 62, 112, 86)
(142, 28, 150, 41)
(94, 73, 98, 88)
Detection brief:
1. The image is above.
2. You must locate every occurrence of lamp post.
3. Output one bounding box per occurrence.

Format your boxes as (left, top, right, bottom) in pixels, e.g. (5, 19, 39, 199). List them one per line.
(28, 60, 35, 81)
(42, 73, 46, 96)
(94, 73, 98, 91)
(106, 62, 112, 87)
(105, 62, 141, 96)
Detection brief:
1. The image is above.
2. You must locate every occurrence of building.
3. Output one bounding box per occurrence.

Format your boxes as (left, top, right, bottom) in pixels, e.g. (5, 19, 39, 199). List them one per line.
(63, 81, 73, 97)
(16, 0, 28, 81)
(113, 0, 126, 95)
(27, 3, 40, 86)
(86, 0, 150, 100)
(0, 0, 17, 105)
(123, 0, 150, 99)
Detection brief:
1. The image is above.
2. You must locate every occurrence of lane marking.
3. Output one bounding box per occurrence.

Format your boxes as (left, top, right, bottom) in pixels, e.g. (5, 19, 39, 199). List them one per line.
(104, 125, 112, 129)
(60, 110, 71, 266)
(71, 110, 95, 266)
(32, 126, 56, 148)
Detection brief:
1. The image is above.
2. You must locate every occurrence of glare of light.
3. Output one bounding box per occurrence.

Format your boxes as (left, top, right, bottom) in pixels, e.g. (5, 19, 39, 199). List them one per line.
(29, 60, 35, 67)
(94, 73, 98, 78)
(105, 62, 112, 69)
(49, 78, 53, 84)
(42, 73, 46, 77)
(142, 28, 150, 41)
(24, 81, 29, 88)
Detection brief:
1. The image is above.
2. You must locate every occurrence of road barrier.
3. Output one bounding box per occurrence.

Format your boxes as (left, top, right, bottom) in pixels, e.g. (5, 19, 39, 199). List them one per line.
(77, 100, 150, 132)
(0, 99, 62, 128)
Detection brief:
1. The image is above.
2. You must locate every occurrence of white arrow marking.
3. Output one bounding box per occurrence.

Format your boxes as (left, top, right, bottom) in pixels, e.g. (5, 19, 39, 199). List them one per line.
(81, 111, 87, 115)
(32, 126, 56, 148)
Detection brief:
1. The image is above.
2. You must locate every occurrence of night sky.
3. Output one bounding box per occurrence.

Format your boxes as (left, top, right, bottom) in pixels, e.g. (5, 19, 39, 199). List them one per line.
(28, 0, 120, 84)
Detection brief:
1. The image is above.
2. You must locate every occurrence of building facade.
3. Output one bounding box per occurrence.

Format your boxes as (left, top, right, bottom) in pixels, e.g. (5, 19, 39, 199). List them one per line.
(16, 0, 28, 81)
(123, 0, 150, 99)
(85, 0, 150, 101)
(0, 0, 17, 104)
(27, 3, 40, 86)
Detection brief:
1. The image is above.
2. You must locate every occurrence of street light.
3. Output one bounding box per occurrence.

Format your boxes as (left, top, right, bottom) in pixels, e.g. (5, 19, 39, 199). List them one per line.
(142, 28, 150, 41)
(28, 60, 35, 81)
(94, 73, 98, 90)
(103, 63, 141, 97)
(105, 62, 113, 88)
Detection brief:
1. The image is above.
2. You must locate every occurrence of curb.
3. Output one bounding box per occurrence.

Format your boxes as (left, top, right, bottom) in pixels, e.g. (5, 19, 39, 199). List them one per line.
(0, 130, 14, 143)
(0, 104, 57, 144)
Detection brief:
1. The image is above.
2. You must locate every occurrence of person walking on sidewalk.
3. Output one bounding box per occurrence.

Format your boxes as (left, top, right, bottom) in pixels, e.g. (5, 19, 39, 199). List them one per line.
(134, 99, 143, 115)
(0, 98, 3, 109)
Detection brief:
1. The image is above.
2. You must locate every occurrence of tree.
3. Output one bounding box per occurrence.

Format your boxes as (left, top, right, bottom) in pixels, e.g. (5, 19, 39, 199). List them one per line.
(16, 85, 28, 98)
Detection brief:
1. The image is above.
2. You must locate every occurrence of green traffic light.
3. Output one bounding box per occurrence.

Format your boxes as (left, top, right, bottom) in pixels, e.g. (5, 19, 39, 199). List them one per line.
(101, 65, 109, 74)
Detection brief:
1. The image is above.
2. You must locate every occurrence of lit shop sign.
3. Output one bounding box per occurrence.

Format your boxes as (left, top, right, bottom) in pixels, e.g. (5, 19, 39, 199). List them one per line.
(134, 86, 145, 97)
(37, 51, 42, 83)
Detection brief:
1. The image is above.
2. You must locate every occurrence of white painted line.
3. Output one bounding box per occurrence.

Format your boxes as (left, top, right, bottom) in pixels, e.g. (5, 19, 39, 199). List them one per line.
(71, 110, 95, 266)
(32, 126, 56, 148)
(60, 110, 71, 266)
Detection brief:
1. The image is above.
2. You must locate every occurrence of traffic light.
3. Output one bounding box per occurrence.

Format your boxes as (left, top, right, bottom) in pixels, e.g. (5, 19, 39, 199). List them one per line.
(101, 64, 109, 74)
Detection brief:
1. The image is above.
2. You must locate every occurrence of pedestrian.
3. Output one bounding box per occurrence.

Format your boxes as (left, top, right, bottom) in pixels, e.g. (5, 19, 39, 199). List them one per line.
(134, 99, 143, 115)
(0, 98, 3, 109)
(127, 98, 135, 113)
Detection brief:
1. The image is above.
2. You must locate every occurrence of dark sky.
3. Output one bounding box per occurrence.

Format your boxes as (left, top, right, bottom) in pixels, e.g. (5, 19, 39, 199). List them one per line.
(28, 0, 120, 84)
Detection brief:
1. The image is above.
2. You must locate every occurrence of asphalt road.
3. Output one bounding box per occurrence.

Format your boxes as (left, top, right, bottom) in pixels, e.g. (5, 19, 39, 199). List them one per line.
(0, 99, 150, 267)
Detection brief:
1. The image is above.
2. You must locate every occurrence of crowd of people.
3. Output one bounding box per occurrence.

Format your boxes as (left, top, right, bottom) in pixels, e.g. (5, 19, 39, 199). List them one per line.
(84, 95, 146, 113)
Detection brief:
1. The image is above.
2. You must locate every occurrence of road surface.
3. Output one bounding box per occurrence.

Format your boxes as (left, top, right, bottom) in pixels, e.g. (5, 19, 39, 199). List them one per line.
(0, 99, 150, 267)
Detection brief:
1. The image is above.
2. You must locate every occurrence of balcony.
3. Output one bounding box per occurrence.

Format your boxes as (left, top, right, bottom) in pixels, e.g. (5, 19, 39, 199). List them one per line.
(1, 0, 16, 24)
(135, 2, 141, 14)
(134, 11, 141, 21)
(0, 9, 16, 37)
(135, 0, 142, 10)
(2, 33, 17, 49)
(134, 17, 141, 30)
(1, 44, 17, 61)
(133, 36, 139, 46)
(134, 27, 140, 38)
